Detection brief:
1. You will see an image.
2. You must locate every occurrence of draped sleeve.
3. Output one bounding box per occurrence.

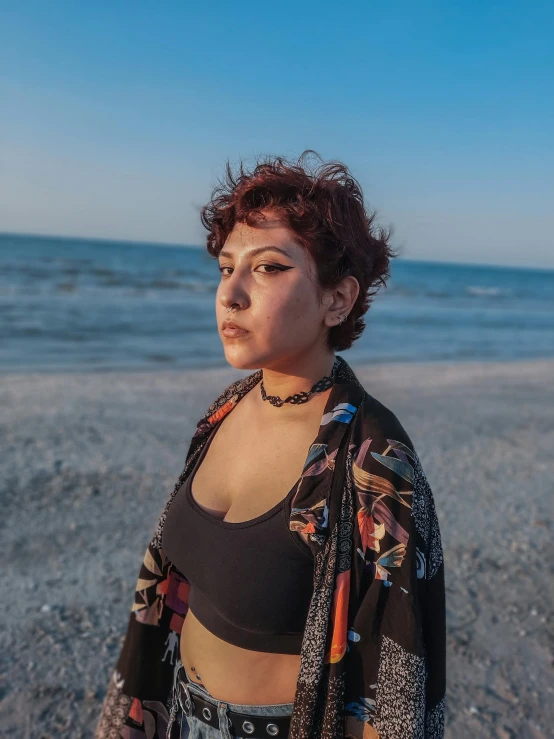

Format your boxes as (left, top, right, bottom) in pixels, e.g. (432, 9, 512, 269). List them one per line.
(94, 537, 190, 738)
(94, 434, 211, 738)
(343, 396, 446, 739)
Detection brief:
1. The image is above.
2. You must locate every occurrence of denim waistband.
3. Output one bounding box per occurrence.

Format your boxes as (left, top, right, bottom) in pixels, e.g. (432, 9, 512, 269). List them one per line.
(167, 658, 295, 739)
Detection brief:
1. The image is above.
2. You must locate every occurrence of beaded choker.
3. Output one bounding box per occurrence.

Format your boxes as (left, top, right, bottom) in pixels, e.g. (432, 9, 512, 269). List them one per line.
(260, 357, 339, 407)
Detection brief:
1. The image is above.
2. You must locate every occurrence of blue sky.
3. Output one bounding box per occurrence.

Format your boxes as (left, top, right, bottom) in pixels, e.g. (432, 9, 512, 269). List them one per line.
(1, 1, 553, 268)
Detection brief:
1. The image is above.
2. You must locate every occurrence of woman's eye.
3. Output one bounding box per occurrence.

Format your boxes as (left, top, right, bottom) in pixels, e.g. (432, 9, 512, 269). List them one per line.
(256, 264, 281, 274)
(218, 264, 287, 276)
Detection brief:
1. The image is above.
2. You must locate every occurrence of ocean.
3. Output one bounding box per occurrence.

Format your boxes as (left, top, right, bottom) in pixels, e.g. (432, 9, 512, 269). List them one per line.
(1, 232, 553, 373)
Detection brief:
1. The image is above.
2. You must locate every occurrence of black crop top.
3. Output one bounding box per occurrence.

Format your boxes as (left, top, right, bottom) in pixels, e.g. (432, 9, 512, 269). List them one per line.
(162, 421, 315, 654)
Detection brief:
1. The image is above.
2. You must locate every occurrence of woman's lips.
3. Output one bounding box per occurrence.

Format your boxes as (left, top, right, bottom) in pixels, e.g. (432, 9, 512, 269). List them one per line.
(222, 327, 250, 338)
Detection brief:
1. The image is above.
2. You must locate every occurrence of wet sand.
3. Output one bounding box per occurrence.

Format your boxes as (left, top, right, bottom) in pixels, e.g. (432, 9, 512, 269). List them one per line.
(2, 357, 553, 738)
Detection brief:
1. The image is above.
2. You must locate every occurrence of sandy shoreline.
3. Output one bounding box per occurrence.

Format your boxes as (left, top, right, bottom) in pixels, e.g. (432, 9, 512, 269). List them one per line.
(2, 357, 553, 738)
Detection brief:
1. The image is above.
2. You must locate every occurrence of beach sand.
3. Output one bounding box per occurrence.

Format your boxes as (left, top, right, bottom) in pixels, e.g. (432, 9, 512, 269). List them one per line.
(2, 357, 553, 738)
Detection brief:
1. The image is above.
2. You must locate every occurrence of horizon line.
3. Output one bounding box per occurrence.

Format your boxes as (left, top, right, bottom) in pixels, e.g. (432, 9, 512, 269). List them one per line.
(1, 229, 552, 274)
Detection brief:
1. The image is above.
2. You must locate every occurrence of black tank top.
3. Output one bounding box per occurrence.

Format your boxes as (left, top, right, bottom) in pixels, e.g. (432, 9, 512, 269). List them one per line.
(162, 421, 315, 654)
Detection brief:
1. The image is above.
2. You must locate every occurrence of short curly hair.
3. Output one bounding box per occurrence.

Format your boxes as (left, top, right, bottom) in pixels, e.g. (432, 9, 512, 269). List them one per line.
(201, 150, 398, 351)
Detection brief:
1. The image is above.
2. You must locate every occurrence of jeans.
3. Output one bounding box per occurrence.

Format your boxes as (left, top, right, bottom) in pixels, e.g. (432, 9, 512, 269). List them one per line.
(167, 658, 294, 739)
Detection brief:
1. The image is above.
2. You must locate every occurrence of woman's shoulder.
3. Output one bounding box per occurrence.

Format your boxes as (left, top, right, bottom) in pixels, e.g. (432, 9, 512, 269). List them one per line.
(353, 389, 416, 454)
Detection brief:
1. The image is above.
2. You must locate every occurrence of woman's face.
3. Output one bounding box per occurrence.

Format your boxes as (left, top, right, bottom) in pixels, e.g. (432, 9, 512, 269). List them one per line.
(215, 215, 335, 371)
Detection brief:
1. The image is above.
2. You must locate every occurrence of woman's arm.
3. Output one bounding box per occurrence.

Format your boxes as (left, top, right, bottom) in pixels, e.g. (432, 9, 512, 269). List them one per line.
(343, 421, 446, 738)
(95, 542, 190, 738)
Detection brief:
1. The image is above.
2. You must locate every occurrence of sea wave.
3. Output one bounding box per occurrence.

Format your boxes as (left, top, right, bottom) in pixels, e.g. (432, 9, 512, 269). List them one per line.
(466, 286, 511, 298)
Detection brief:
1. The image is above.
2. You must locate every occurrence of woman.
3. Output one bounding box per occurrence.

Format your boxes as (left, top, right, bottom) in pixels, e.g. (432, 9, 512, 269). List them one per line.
(95, 152, 446, 739)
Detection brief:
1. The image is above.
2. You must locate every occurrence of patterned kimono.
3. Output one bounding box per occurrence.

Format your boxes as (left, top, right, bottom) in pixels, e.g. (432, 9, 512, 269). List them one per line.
(95, 355, 446, 739)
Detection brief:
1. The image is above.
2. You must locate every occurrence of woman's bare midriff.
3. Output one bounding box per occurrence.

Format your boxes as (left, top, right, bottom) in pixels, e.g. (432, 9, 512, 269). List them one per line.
(178, 382, 331, 705)
(179, 609, 303, 704)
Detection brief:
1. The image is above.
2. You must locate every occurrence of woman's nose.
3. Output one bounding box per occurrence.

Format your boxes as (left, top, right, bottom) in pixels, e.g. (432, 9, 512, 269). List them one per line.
(219, 272, 249, 311)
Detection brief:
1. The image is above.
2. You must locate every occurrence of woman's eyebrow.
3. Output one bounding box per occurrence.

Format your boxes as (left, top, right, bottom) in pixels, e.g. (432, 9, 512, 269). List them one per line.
(219, 245, 292, 260)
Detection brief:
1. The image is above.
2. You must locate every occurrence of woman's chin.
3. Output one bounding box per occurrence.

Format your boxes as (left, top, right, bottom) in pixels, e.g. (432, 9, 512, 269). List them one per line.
(222, 348, 263, 372)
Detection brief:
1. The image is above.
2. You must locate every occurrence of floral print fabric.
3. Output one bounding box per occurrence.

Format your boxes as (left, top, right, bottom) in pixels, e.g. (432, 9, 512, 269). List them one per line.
(95, 355, 446, 739)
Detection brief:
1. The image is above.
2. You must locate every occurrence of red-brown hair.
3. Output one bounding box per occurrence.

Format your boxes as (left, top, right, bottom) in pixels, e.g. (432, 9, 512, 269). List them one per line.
(201, 150, 398, 351)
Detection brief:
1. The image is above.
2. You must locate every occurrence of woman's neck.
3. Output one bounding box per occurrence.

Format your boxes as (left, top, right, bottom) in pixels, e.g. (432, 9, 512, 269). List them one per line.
(255, 351, 337, 418)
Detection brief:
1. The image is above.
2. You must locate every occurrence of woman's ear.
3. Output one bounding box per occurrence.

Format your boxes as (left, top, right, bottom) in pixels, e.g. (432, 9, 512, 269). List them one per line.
(324, 275, 360, 328)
